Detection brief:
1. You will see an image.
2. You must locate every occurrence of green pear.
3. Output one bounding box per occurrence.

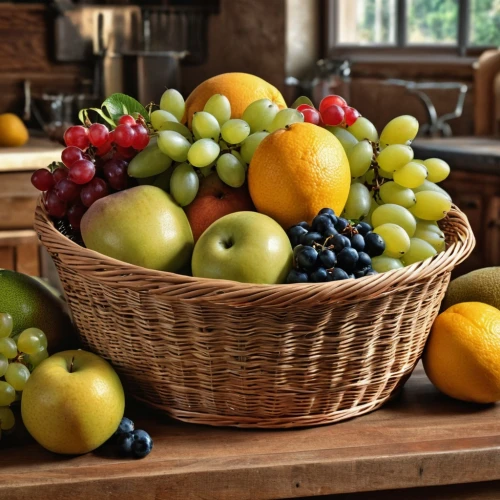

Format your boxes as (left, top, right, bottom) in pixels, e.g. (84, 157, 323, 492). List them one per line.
(81, 186, 193, 272)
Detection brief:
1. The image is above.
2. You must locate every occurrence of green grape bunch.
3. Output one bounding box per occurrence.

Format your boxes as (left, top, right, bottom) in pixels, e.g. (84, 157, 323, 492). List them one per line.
(328, 114, 451, 272)
(0, 312, 49, 439)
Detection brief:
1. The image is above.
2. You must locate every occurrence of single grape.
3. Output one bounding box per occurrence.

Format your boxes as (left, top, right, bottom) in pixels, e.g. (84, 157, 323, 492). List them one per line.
(357, 251, 372, 270)
(0, 406, 15, 431)
(300, 232, 324, 246)
(423, 158, 450, 183)
(295, 246, 318, 270)
(321, 105, 345, 126)
(379, 182, 416, 208)
(0, 354, 7, 377)
(268, 109, 304, 133)
(114, 124, 136, 148)
(337, 247, 359, 273)
(25, 347, 49, 369)
(348, 140, 373, 177)
(318, 208, 338, 224)
(0, 337, 17, 359)
(310, 267, 329, 282)
(17, 328, 42, 354)
(297, 104, 321, 125)
(5, 363, 30, 391)
(344, 107, 360, 126)
(371, 204, 417, 237)
(376, 144, 414, 172)
(286, 269, 309, 284)
(297, 221, 310, 230)
(409, 191, 452, 221)
(67, 203, 87, 230)
(81, 177, 109, 207)
(103, 159, 128, 190)
(413, 180, 451, 200)
(351, 234, 365, 252)
(96, 137, 114, 157)
(157, 130, 191, 162)
(332, 234, 351, 252)
(53, 167, 69, 183)
(330, 268, 350, 280)
(159, 88, 185, 122)
(151, 110, 179, 130)
(319, 95, 347, 113)
(318, 249, 337, 268)
(26, 328, 47, 350)
(128, 141, 173, 178)
(68, 159, 96, 185)
(373, 223, 410, 258)
(335, 218, 349, 233)
(240, 131, 269, 164)
(131, 124, 150, 150)
(393, 162, 428, 189)
(31, 169, 55, 192)
(355, 221, 372, 236)
(169, 163, 199, 207)
(192, 111, 221, 141)
(371, 255, 404, 273)
(44, 189, 67, 218)
(413, 228, 445, 253)
(364, 232, 386, 257)
(343, 183, 372, 220)
(153, 168, 173, 192)
(347, 117, 379, 142)
(61, 146, 84, 167)
(118, 115, 136, 126)
(203, 94, 232, 126)
(402, 238, 437, 265)
(54, 179, 81, 202)
(311, 214, 336, 235)
(216, 153, 245, 188)
(115, 417, 135, 436)
(220, 119, 251, 144)
(158, 120, 193, 142)
(88, 123, 109, 147)
(64, 125, 89, 150)
(117, 432, 135, 455)
(0, 313, 13, 338)
(416, 220, 444, 235)
(327, 126, 358, 152)
(0, 381, 15, 407)
(242, 99, 280, 133)
(187, 139, 220, 168)
(380, 115, 419, 146)
(131, 429, 153, 459)
(287, 225, 308, 247)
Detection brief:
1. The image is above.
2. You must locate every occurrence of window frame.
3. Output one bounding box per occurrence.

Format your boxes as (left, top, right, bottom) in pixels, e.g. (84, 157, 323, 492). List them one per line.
(326, 0, 495, 59)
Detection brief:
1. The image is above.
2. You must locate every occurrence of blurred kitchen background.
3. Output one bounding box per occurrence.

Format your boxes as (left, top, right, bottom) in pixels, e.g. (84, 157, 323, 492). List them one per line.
(0, 0, 499, 280)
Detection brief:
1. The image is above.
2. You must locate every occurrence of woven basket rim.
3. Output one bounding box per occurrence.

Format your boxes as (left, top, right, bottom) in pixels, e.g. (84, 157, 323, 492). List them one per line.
(34, 198, 475, 304)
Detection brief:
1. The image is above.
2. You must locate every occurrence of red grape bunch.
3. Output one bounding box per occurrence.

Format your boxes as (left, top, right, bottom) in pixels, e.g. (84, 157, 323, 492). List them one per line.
(296, 95, 361, 128)
(31, 115, 150, 230)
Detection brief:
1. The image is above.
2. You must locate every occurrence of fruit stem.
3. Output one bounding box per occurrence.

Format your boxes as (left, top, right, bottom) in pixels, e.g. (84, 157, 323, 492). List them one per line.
(69, 356, 75, 373)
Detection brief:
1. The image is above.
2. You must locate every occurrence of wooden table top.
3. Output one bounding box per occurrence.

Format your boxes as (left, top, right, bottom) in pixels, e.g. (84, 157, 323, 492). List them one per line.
(1, 364, 500, 500)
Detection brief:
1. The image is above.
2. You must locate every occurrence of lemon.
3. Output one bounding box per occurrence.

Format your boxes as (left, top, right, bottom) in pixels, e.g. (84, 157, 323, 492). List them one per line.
(0, 113, 28, 147)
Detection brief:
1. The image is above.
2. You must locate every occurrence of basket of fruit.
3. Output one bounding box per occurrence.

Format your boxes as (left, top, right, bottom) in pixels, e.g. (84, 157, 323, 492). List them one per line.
(33, 74, 474, 428)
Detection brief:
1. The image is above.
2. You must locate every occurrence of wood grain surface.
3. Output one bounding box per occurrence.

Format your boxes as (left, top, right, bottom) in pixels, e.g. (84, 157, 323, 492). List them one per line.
(0, 137, 63, 172)
(1, 365, 500, 500)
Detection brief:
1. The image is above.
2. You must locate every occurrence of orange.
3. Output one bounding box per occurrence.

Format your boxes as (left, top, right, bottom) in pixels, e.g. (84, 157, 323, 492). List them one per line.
(248, 122, 350, 228)
(184, 73, 286, 127)
(423, 302, 500, 403)
(0, 113, 28, 147)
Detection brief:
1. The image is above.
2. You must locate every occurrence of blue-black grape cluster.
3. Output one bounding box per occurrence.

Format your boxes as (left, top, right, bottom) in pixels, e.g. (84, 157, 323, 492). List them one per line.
(286, 208, 386, 284)
(111, 417, 153, 459)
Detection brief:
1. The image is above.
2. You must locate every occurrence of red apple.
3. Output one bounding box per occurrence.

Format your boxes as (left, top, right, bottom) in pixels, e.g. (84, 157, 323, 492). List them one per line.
(184, 173, 255, 242)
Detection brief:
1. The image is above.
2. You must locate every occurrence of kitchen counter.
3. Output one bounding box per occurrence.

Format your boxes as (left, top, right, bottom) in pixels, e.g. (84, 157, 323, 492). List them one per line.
(2, 365, 500, 500)
(0, 136, 63, 172)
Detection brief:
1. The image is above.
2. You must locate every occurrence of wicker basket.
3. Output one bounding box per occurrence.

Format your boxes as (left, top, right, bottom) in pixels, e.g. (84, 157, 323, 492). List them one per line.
(34, 201, 474, 428)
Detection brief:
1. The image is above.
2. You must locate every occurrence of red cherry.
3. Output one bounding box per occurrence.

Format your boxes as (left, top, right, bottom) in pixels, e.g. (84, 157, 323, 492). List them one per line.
(118, 115, 136, 126)
(319, 95, 348, 115)
(321, 105, 345, 126)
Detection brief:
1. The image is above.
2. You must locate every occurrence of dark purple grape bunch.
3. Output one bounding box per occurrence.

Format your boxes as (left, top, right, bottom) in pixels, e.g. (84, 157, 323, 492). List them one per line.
(285, 208, 385, 284)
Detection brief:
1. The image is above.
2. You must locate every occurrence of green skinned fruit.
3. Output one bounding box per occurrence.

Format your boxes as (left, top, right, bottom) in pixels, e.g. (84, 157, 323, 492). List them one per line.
(81, 186, 194, 272)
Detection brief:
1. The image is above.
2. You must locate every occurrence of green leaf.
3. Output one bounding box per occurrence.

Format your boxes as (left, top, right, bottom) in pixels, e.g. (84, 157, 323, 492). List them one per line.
(78, 108, 116, 128)
(291, 96, 315, 109)
(102, 94, 149, 123)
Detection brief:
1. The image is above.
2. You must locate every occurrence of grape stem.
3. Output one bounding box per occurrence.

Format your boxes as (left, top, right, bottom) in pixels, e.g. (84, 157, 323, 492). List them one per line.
(364, 141, 385, 203)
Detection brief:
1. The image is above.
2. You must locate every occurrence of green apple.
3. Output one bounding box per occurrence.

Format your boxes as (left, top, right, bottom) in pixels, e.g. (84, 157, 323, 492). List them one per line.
(21, 350, 125, 455)
(192, 211, 293, 284)
(81, 185, 194, 272)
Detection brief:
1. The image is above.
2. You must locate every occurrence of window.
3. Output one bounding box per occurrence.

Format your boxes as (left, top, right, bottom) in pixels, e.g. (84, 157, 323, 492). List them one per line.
(329, 0, 500, 55)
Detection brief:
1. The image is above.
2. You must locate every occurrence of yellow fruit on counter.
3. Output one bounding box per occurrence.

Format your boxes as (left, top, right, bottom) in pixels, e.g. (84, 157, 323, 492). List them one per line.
(21, 350, 125, 455)
(443, 267, 500, 311)
(0, 113, 29, 147)
(248, 122, 351, 228)
(423, 302, 500, 403)
(184, 72, 286, 127)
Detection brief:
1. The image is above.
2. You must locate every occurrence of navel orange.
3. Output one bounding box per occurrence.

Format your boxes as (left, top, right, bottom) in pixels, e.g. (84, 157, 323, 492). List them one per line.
(247, 122, 351, 228)
(184, 73, 286, 127)
(423, 302, 500, 403)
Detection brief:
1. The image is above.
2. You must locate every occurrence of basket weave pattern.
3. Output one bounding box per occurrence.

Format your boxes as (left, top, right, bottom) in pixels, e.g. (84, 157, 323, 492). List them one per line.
(35, 202, 474, 428)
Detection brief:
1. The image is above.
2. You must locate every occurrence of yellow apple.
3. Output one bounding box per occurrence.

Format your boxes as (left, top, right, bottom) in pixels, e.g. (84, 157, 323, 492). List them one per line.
(21, 350, 125, 455)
